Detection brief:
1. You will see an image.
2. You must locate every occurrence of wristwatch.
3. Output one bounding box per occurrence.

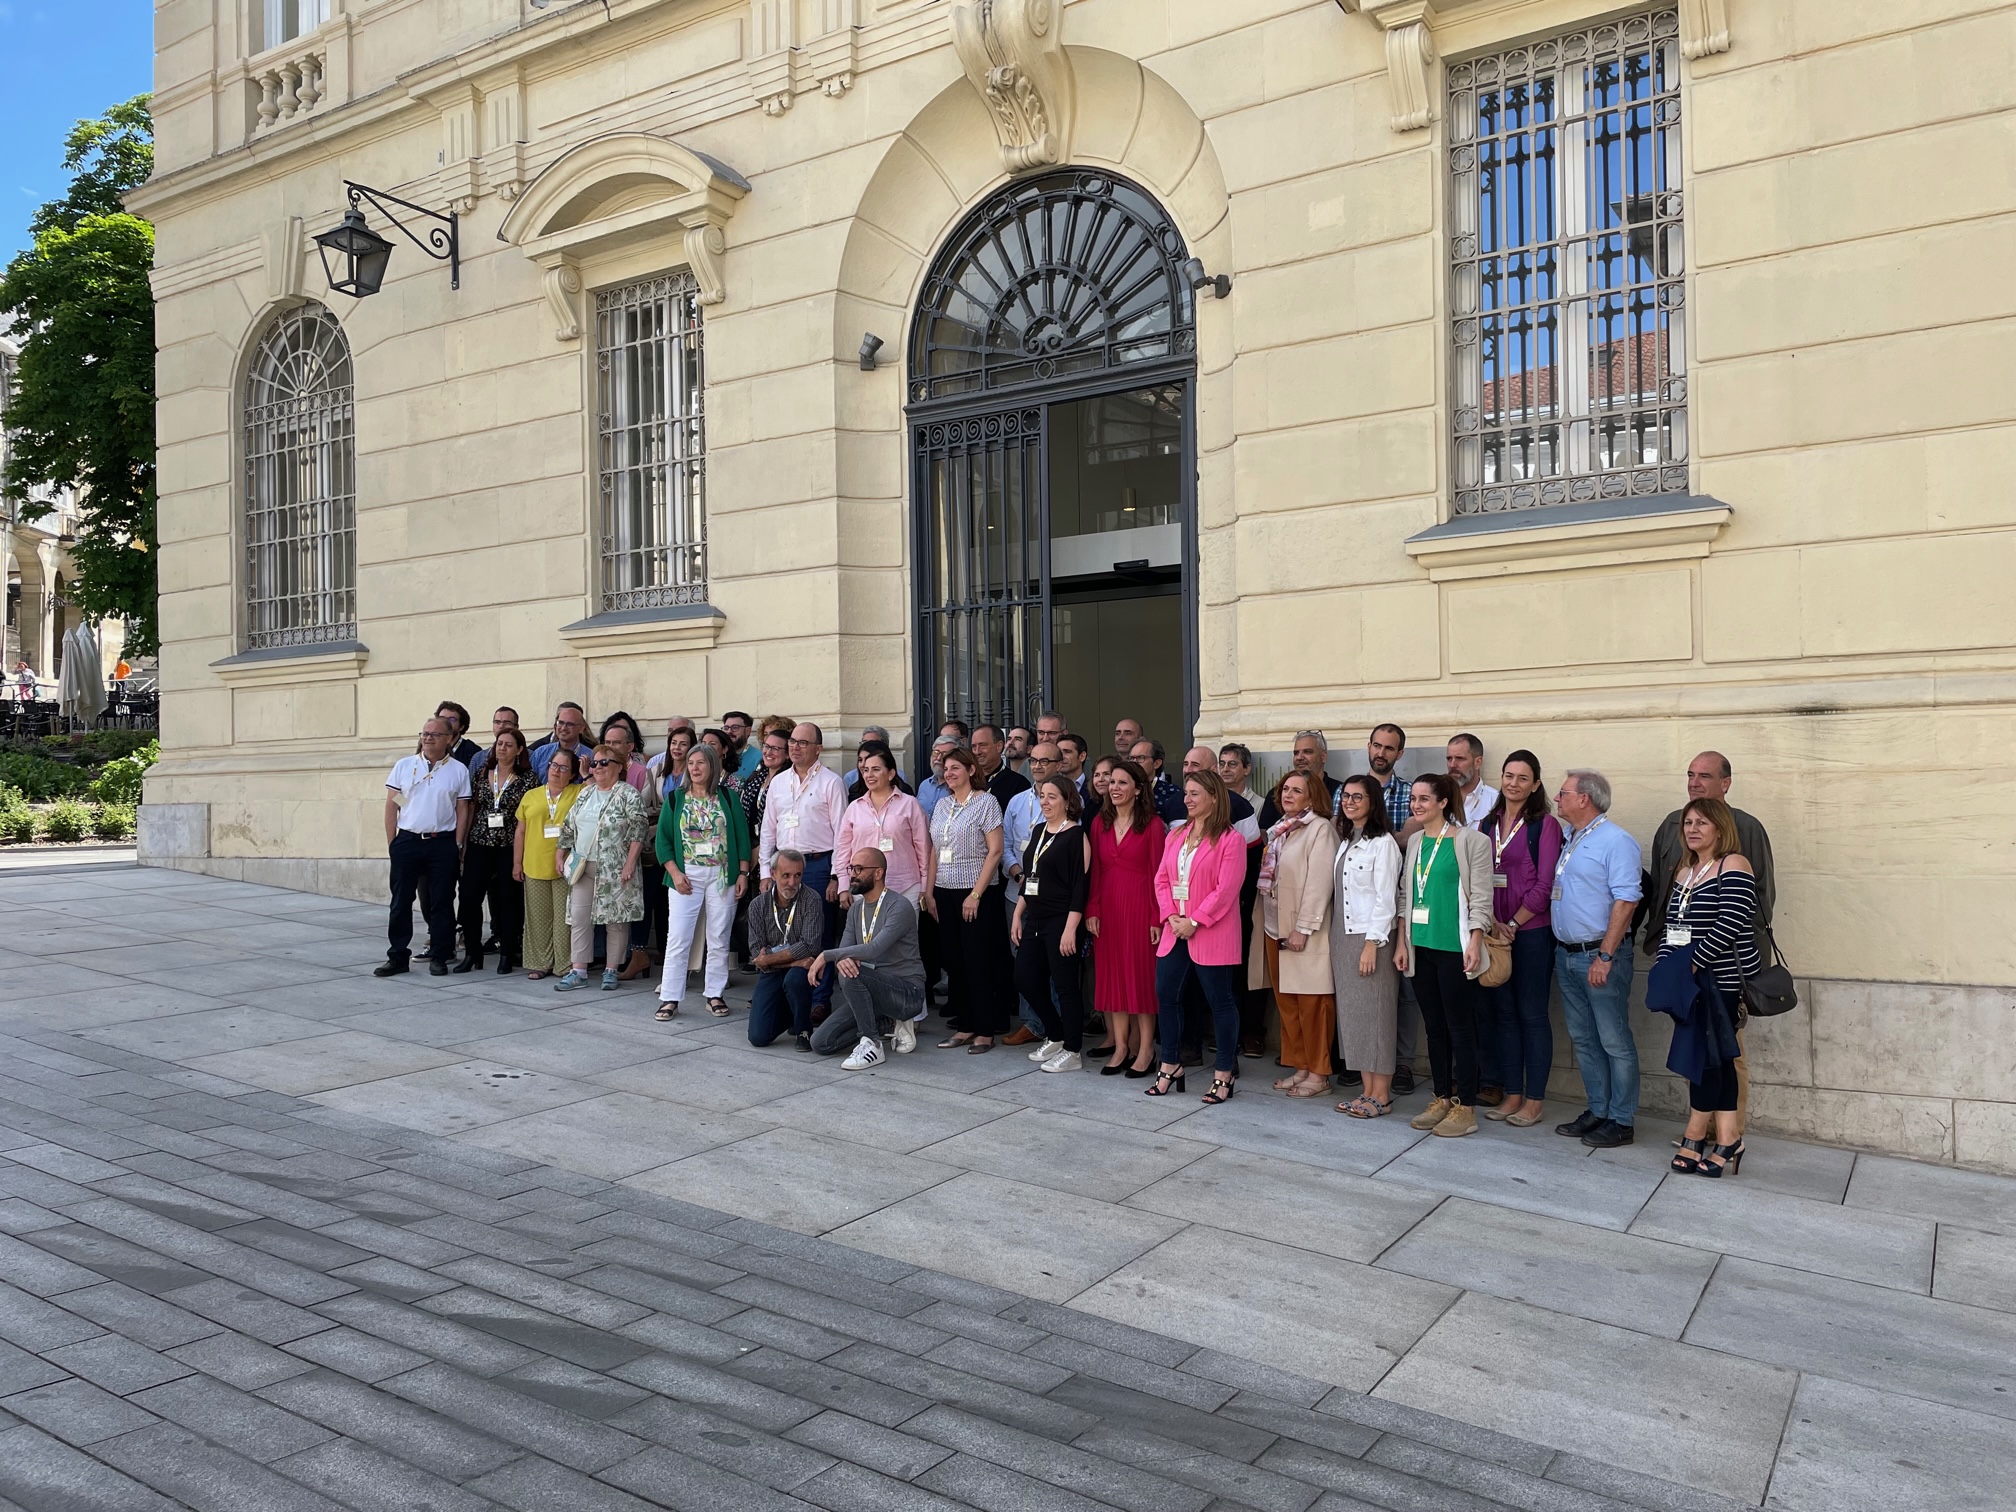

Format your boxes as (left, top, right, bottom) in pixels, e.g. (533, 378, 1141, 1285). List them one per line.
(1596, 950, 1614, 962)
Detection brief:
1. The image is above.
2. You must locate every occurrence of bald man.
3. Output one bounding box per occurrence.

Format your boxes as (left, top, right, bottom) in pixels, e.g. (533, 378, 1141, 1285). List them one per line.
(1643, 750, 1775, 957)
(807, 848, 925, 1067)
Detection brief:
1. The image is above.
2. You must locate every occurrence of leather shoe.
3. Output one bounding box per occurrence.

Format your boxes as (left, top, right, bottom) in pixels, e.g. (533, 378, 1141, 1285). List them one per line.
(451, 956, 480, 974)
(1582, 1120, 1634, 1149)
(373, 959, 409, 978)
(1180, 1046, 1204, 1067)
(1555, 1108, 1601, 1137)
(1335, 1069, 1363, 1089)
(1476, 1085, 1505, 1108)
(1391, 1065, 1417, 1094)
(1239, 1035, 1265, 1059)
(428, 958, 449, 976)
(1001, 1026, 1038, 1047)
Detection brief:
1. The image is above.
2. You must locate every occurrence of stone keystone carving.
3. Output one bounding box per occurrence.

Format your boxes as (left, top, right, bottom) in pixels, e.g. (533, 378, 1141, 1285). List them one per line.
(950, 0, 1076, 174)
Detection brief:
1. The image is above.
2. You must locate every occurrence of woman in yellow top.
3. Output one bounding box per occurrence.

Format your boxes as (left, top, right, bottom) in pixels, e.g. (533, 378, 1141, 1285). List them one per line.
(514, 745, 583, 980)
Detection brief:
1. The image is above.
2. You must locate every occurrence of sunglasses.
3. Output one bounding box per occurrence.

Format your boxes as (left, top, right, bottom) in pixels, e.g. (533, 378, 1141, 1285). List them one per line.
(590, 759, 619, 768)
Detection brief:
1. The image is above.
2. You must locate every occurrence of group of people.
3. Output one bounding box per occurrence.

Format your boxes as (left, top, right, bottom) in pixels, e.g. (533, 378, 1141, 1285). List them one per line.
(380, 702, 1776, 1177)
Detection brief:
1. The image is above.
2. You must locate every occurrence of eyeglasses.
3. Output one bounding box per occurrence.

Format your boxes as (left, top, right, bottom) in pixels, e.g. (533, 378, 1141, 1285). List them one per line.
(788, 738, 815, 748)
(590, 759, 618, 768)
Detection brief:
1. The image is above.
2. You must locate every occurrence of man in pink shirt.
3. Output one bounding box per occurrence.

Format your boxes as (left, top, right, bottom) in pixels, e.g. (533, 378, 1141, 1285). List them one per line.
(759, 723, 850, 1009)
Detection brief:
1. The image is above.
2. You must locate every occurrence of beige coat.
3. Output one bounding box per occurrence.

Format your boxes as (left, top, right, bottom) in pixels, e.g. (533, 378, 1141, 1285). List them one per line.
(1248, 819, 1336, 997)
(1397, 824, 1495, 979)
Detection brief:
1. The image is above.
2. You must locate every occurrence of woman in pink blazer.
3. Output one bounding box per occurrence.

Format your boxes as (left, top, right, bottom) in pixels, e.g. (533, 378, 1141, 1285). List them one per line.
(1148, 769, 1250, 1105)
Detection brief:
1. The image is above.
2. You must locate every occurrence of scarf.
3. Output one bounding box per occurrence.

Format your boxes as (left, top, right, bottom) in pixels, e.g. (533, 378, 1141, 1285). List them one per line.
(1257, 811, 1316, 897)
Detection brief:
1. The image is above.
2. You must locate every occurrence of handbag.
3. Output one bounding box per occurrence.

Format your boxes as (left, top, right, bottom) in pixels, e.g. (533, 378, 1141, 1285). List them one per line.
(1737, 928, 1799, 1017)
(559, 796, 605, 889)
(1477, 934, 1513, 988)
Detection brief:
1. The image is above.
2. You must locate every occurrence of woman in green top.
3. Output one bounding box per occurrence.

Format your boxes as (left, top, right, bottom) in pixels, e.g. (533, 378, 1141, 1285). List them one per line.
(1392, 772, 1495, 1138)
(654, 740, 753, 1021)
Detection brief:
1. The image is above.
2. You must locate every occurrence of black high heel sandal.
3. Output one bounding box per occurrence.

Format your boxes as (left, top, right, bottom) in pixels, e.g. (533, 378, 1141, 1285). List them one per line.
(1143, 1067, 1186, 1097)
(1100, 1062, 1127, 1077)
(1201, 1074, 1237, 1106)
(1671, 1136, 1709, 1173)
(1698, 1140, 1745, 1178)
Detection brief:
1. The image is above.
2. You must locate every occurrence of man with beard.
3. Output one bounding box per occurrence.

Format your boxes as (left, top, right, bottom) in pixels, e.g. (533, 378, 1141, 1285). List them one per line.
(1368, 721, 1418, 1092)
(808, 848, 924, 1067)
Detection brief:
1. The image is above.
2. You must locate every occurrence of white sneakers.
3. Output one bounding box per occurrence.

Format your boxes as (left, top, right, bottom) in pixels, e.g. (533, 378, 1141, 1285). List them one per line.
(842, 1037, 885, 1070)
(1039, 1050, 1082, 1074)
(891, 1019, 917, 1055)
(1027, 1039, 1066, 1063)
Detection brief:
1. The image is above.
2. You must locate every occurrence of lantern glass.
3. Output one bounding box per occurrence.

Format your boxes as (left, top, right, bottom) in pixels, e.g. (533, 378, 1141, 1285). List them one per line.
(314, 209, 394, 297)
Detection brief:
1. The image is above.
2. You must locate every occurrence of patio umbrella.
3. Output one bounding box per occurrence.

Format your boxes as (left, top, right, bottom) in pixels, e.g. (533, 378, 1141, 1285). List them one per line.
(58, 624, 106, 727)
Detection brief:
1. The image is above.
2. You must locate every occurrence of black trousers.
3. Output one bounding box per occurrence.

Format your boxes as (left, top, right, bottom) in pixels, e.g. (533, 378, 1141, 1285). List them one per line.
(457, 843, 522, 963)
(1412, 944, 1483, 1104)
(935, 882, 1013, 1036)
(1014, 912, 1086, 1052)
(388, 831, 458, 963)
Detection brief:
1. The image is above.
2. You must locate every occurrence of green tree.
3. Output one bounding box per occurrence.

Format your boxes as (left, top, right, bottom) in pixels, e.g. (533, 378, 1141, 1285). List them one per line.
(1, 97, 159, 656)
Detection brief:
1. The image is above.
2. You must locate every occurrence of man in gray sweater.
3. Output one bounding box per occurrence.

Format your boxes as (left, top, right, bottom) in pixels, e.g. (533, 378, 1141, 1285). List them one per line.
(807, 848, 925, 1068)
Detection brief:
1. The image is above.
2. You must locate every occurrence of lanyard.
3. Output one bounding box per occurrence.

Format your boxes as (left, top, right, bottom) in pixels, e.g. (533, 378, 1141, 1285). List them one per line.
(1413, 829, 1449, 903)
(1492, 819, 1522, 865)
(1027, 824, 1063, 877)
(772, 894, 799, 937)
(1555, 815, 1607, 884)
(859, 892, 887, 943)
(1673, 857, 1721, 919)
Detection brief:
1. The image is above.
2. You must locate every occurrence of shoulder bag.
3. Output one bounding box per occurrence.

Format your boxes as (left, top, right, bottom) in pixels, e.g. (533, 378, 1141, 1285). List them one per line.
(1738, 928, 1799, 1017)
(560, 796, 605, 889)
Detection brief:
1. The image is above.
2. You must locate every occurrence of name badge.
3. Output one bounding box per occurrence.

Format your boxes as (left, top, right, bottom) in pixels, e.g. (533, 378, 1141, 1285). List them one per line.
(543, 824, 562, 839)
(1411, 906, 1431, 925)
(1665, 926, 1692, 947)
(938, 845, 954, 865)
(782, 813, 800, 828)
(877, 837, 895, 852)
(1491, 872, 1508, 889)
(486, 814, 504, 830)
(692, 844, 721, 863)
(1023, 878, 1040, 897)
(1550, 886, 1563, 901)
(1172, 884, 1189, 901)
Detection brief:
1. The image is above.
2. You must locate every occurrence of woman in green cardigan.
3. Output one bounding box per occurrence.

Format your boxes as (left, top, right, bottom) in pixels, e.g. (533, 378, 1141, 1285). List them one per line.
(654, 741, 753, 1019)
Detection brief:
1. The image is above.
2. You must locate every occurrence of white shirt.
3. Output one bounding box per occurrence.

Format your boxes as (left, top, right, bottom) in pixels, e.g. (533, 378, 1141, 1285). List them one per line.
(388, 755, 471, 835)
(1333, 831, 1402, 944)
(1001, 787, 1040, 890)
(1463, 782, 1500, 827)
(758, 762, 848, 876)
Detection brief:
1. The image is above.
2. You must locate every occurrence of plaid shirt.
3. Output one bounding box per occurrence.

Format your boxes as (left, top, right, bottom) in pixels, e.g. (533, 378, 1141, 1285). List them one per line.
(1381, 772, 1411, 831)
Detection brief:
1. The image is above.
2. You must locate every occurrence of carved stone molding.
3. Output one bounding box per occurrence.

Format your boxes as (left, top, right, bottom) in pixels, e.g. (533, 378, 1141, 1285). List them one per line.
(542, 261, 584, 341)
(748, 0, 797, 115)
(1679, 0, 1731, 59)
(949, 0, 1076, 174)
(262, 216, 305, 304)
(808, 0, 862, 96)
(1337, 0, 1436, 132)
(498, 133, 752, 337)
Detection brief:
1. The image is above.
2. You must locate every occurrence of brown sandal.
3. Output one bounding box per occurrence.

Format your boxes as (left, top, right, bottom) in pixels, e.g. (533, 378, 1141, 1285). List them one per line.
(655, 1002, 678, 1021)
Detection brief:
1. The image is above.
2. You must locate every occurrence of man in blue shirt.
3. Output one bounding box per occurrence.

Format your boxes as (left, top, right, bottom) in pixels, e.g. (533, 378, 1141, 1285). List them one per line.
(1550, 769, 1645, 1149)
(528, 702, 595, 780)
(1129, 738, 1186, 824)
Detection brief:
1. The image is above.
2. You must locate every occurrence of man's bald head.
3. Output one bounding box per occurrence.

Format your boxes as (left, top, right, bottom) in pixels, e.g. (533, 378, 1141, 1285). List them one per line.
(1181, 745, 1215, 777)
(1686, 751, 1733, 802)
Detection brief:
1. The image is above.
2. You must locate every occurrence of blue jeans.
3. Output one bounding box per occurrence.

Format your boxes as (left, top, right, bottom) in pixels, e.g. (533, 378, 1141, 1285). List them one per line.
(1556, 940, 1637, 1124)
(800, 852, 839, 1007)
(1155, 942, 1242, 1074)
(748, 967, 811, 1046)
(1485, 926, 1556, 1101)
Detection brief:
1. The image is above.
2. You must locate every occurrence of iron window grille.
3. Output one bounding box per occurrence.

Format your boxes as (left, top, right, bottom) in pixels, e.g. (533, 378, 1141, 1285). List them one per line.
(243, 305, 357, 649)
(596, 272, 708, 612)
(1449, 9, 1689, 517)
(911, 170, 1196, 406)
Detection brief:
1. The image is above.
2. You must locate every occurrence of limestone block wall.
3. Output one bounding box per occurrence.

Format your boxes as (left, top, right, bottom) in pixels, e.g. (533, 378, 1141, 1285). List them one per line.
(133, 0, 2016, 1169)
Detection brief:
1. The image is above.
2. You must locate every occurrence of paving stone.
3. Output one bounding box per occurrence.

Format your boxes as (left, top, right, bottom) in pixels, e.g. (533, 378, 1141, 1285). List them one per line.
(0, 1376, 159, 1446)
(719, 1306, 857, 1362)
(437, 1255, 659, 1329)
(574, 1261, 748, 1324)
(0, 1198, 65, 1235)
(1754, 1374, 2016, 1512)
(908, 1301, 1048, 1353)
(1047, 1378, 1276, 1463)
(49, 1280, 223, 1349)
(0, 1231, 104, 1295)
(1932, 1224, 2016, 1313)
(416, 1286, 656, 1371)
(608, 1394, 839, 1488)
(16, 1224, 213, 1296)
(909, 1405, 1212, 1512)
(0, 1422, 189, 1512)
(797, 1460, 976, 1512)
(494, 1357, 654, 1420)
(993, 1300, 1199, 1368)
(599, 1443, 825, 1512)
(711, 1219, 922, 1285)
(1028, 1335, 1235, 1412)
(1175, 1351, 1330, 1411)
(617, 1310, 755, 1365)
(311, 1291, 542, 1375)
(280, 1325, 433, 1383)
(721, 1249, 936, 1318)
(328, 1254, 459, 1301)
(923, 1338, 1073, 1395)
(919, 1449, 1151, 1512)
(407, 1213, 599, 1275)
(466, 1455, 663, 1512)
(92, 1419, 358, 1512)
(828, 1342, 1101, 1441)
(1845, 1154, 2016, 1236)
(616, 1348, 828, 1432)
(787, 1409, 958, 1482)
(163, 1277, 338, 1344)
(276, 1437, 512, 1512)
(1542, 1454, 1753, 1512)
(133, 1372, 337, 1461)
(1365, 1436, 1637, 1512)
(1257, 1439, 1518, 1512)
(718, 1277, 953, 1355)
(0, 1337, 67, 1395)
(314, 1216, 472, 1267)
(218, 1217, 376, 1271)
(1069, 1424, 1323, 1512)
(382, 1361, 650, 1471)
(583, 1208, 745, 1262)
(164, 1329, 318, 1390)
(66, 1198, 356, 1306)
(43, 1332, 198, 1394)
(1630, 1179, 1936, 1294)
(258, 1367, 524, 1478)
(0, 1277, 103, 1350)
(1215, 1393, 1381, 1460)
(575, 1234, 748, 1290)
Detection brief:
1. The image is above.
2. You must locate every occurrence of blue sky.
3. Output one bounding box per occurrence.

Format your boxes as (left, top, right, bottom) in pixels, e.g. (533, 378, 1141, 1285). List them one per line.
(1, 0, 154, 262)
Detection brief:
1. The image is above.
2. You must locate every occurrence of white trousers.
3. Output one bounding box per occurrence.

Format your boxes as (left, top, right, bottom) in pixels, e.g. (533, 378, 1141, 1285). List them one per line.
(658, 864, 733, 1004)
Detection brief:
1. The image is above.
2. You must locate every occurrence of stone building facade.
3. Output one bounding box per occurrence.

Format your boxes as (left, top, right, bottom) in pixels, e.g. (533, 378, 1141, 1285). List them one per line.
(132, 0, 2016, 1170)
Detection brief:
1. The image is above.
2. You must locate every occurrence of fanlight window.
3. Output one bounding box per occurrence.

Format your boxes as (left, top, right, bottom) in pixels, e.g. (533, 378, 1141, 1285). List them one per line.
(243, 306, 357, 649)
(911, 171, 1195, 404)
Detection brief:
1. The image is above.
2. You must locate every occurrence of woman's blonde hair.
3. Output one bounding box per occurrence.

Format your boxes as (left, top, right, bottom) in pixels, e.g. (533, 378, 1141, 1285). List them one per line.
(1681, 797, 1742, 860)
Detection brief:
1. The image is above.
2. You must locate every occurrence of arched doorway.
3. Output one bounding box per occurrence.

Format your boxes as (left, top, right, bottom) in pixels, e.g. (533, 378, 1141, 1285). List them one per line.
(908, 169, 1198, 750)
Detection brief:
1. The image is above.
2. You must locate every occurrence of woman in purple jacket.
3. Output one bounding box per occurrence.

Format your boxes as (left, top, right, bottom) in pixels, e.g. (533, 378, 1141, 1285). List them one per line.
(1478, 751, 1564, 1126)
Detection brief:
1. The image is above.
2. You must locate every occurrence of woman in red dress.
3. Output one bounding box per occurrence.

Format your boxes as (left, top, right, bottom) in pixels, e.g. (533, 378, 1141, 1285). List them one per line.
(1086, 759, 1167, 1077)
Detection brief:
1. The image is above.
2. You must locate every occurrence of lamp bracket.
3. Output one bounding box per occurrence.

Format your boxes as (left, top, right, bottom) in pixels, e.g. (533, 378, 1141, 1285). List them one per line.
(344, 181, 461, 289)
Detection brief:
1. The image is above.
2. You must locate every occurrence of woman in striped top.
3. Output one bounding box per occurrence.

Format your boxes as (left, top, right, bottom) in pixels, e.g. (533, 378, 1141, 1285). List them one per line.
(1655, 796, 1761, 1177)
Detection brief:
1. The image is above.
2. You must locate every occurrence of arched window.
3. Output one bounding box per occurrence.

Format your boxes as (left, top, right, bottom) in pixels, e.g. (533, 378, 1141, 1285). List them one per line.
(910, 170, 1195, 405)
(243, 305, 356, 649)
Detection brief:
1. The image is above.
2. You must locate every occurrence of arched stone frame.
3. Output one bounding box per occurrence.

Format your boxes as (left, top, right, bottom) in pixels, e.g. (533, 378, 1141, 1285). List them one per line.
(498, 133, 752, 343)
(829, 48, 1233, 739)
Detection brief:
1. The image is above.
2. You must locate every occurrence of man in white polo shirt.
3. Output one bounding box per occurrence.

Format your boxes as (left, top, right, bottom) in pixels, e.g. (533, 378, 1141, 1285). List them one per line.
(377, 717, 473, 977)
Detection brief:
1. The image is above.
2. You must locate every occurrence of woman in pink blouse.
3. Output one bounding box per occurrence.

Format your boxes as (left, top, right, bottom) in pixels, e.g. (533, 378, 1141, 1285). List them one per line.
(835, 746, 931, 903)
(1147, 769, 1251, 1105)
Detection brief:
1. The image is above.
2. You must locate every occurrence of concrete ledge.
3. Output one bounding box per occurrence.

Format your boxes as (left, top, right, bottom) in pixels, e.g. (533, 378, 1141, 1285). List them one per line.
(209, 641, 370, 689)
(1404, 494, 1732, 582)
(557, 602, 725, 658)
(137, 802, 210, 860)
